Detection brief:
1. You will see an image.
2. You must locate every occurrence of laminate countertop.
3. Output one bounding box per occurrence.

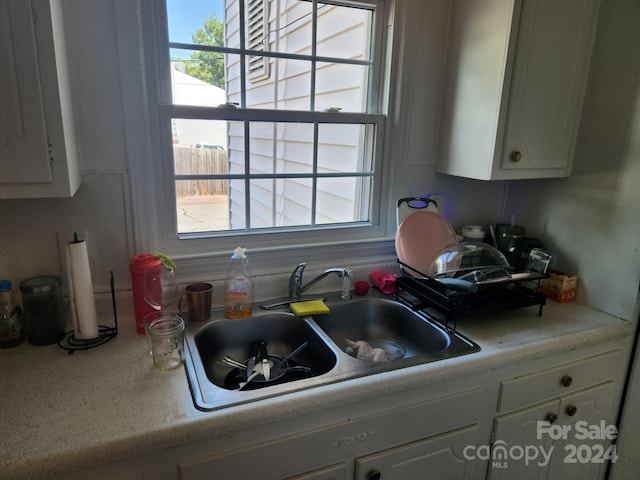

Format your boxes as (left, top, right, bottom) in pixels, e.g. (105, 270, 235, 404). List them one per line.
(0, 292, 633, 480)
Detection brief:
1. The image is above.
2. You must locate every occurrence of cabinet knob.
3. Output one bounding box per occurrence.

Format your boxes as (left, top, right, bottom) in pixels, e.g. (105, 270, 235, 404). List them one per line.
(510, 151, 522, 162)
(368, 471, 382, 480)
(545, 413, 558, 424)
(566, 405, 578, 417)
(560, 375, 573, 387)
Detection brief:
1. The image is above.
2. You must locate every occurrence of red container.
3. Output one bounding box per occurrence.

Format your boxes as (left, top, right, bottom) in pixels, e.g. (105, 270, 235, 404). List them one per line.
(129, 254, 162, 333)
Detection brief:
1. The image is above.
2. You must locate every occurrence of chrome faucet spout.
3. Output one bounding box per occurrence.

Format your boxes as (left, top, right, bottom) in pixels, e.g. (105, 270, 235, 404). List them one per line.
(288, 263, 352, 300)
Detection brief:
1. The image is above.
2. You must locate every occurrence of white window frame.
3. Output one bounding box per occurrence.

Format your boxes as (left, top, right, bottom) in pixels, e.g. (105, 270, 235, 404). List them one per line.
(124, 0, 396, 280)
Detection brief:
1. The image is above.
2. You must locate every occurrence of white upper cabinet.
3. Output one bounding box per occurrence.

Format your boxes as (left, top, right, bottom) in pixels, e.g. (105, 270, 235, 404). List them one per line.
(437, 0, 599, 180)
(0, 0, 80, 198)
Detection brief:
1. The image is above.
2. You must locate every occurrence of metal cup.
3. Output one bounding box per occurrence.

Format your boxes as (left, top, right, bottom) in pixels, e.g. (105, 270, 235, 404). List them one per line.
(179, 282, 213, 322)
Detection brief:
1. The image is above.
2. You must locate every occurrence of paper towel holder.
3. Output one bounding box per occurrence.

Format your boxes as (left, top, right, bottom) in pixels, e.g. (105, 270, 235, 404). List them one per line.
(58, 271, 118, 354)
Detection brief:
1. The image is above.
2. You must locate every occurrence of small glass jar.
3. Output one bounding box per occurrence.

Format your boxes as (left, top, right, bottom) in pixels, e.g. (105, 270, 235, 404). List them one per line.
(20, 275, 66, 346)
(525, 248, 552, 274)
(0, 280, 25, 348)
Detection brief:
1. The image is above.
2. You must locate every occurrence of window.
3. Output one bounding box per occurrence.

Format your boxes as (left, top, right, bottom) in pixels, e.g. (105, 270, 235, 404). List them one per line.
(157, 0, 387, 242)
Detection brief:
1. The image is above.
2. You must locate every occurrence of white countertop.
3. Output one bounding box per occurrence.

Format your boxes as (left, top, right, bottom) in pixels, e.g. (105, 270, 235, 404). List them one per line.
(0, 293, 633, 480)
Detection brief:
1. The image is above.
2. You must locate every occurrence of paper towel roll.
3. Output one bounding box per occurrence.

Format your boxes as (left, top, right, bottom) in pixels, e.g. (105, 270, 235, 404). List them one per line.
(66, 240, 99, 339)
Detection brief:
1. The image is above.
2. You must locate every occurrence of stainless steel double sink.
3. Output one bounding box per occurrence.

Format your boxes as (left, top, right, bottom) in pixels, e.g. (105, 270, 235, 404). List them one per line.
(183, 296, 480, 411)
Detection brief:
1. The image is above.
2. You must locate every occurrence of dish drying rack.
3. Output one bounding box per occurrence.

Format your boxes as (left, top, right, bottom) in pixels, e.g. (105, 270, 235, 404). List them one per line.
(395, 260, 548, 332)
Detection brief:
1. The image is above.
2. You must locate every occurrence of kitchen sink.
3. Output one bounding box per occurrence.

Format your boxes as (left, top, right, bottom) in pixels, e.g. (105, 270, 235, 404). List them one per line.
(313, 298, 451, 358)
(192, 313, 336, 388)
(183, 295, 480, 411)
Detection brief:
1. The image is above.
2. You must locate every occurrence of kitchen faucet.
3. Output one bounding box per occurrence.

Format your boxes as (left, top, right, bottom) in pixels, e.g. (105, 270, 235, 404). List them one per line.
(260, 263, 352, 310)
(289, 263, 352, 300)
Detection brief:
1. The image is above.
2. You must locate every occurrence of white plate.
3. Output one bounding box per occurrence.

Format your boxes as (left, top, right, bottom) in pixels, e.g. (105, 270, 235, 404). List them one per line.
(395, 211, 458, 275)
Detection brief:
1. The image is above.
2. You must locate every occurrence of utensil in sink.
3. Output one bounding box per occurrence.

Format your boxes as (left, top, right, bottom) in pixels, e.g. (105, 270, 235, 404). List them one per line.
(258, 341, 270, 381)
(246, 341, 260, 378)
(233, 341, 312, 390)
(222, 356, 247, 369)
(272, 341, 308, 370)
(236, 358, 312, 390)
(237, 369, 262, 390)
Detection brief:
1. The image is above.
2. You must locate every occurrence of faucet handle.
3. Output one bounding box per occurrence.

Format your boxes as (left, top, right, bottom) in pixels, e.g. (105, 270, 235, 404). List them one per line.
(289, 263, 307, 298)
(292, 262, 306, 279)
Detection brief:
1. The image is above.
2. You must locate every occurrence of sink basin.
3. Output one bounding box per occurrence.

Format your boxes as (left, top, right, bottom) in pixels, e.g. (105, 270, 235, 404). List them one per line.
(312, 298, 451, 359)
(183, 295, 479, 411)
(192, 313, 336, 388)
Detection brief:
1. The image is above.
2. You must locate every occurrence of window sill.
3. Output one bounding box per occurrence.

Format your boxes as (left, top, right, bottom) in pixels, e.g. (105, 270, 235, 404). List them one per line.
(169, 236, 398, 283)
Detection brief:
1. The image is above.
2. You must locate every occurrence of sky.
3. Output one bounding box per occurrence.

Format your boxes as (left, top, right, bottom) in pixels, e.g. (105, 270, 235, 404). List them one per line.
(166, 0, 225, 44)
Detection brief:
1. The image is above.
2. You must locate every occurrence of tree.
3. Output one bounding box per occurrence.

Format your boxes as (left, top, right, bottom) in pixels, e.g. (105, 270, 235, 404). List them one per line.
(185, 14, 225, 88)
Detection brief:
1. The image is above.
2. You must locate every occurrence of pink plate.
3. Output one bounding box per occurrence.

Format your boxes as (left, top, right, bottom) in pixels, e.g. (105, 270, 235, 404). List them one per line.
(395, 211, 458, 275)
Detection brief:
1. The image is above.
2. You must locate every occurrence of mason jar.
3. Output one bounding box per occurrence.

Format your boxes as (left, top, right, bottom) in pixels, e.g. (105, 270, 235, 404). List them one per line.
(20, 275, 66, 346)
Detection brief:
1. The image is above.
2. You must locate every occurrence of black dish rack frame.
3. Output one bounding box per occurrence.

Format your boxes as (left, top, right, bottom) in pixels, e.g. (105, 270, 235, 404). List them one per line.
(395, 260, 548, 333)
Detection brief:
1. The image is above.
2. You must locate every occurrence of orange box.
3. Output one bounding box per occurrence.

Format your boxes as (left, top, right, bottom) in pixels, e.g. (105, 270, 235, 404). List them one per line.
(540, 269, 577, 303)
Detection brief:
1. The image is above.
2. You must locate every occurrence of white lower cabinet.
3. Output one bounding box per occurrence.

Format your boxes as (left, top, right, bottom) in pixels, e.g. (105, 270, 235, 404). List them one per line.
(489, 349, 621, 480)
(489, 400, 558, 479)
(283, 463, 348, 480)
(549, 383, 617, 479)
(178, 387, 485, 480)
(355, 425, 480, 480)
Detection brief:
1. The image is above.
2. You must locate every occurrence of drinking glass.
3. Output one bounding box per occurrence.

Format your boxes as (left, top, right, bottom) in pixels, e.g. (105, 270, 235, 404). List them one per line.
(143, 266, 179, 313)
(148, 315, 185, 370)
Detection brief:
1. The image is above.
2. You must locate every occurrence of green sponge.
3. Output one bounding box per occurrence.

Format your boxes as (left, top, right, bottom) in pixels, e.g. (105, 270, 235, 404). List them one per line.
(290, 299, 330, 316)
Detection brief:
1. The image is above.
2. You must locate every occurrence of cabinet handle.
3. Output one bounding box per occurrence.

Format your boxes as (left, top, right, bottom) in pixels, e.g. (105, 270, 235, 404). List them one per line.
(566, 405, 578, 417)
(560, 375, 573, 387)
(368, 471, 382, 480)
(510, 151, 522, 162)
(546, 413, 558, 424)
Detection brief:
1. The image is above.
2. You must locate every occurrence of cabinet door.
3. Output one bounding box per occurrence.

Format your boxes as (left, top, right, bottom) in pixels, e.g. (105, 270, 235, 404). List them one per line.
(0, 0, 81, 198)
(489, 400, 559, 480)
(283, 463, 348, 480)
(500, 0, 598, 173)
(437, 0, 516, 180)
(0, 0, 52, 184)
(491, 383, 617, 480)
(355, 426, 480, 480)
(438, 0, 598, 180)
(548, 382, 616, 480)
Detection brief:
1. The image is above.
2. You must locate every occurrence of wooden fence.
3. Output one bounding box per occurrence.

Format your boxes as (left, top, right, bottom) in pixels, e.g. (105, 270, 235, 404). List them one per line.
(173, 146, 229, 197)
